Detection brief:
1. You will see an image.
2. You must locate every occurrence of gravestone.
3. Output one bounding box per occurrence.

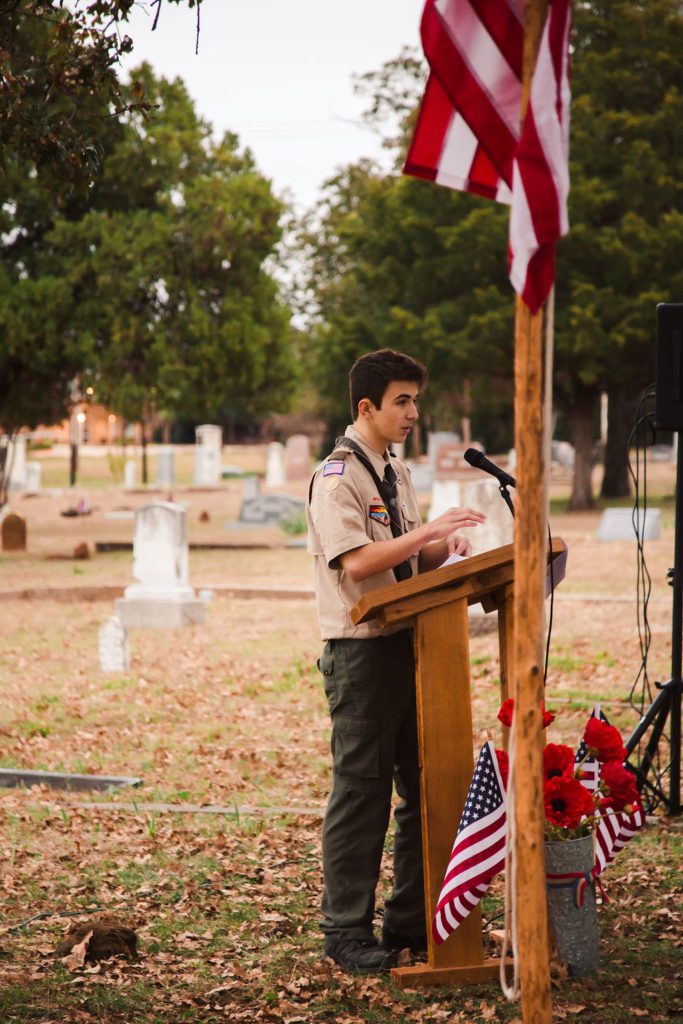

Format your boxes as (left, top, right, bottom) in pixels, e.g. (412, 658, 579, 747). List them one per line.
(124, 458, 136, 489)
(6, 436, 27, 490)
(194, 424, 222, 486)
(115, 502, 205, 627)
(284, 434, 311, 481)
(98, 617, 130, 672)
(427, 431, 460, 464)
(1, 512, 26, 552)
(428, 477, 513, 555)
(239, 493, 306, 525)
(25, 461, 42, 495)
(408, 463, 435, 493)
(434, 441, 482, 479)
(597, 508, 662, 542)
(155, 446, 175, 487)
(265, 442, 286, 487)
(243, 475, 260, 501)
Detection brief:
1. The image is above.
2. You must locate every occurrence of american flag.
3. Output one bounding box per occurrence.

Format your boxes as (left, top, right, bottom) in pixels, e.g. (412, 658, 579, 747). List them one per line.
(404, 0, 572, 314)
(575, 707, 645, 876)
(433, 741, 507, 944)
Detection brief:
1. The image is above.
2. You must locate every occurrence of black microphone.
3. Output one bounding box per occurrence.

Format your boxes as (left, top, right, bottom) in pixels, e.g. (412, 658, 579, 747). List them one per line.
(464, 448, 516, 488)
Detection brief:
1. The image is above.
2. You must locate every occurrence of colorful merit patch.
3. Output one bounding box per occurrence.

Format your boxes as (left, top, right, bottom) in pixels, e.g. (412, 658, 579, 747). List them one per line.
(369, 504, 390, 527)
(323, 461, 346, 477)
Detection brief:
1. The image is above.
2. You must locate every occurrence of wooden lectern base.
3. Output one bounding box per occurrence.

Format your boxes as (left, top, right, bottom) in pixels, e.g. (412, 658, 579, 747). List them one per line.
(391, 958, 510, 989)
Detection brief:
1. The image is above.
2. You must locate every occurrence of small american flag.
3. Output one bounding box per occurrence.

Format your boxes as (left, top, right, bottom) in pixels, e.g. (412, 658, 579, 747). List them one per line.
(574, 705, 609, 792)
(433, 741, 507, 944)
(404, 0, 572, 314)
(576, 707, 645, 876)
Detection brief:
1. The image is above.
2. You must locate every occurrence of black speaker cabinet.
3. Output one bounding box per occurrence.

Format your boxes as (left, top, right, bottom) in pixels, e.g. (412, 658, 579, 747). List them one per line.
(656, 303, 683, 432)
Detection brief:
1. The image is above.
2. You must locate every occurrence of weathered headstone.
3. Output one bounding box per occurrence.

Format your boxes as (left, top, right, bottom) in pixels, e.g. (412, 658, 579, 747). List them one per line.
(98, 617, 130, 672)
(1, 512, 26, 552)
(194, 425, 222, 486)
(597, 508, 661, 542)
(427, 431, 460, 464)
(243, 475, 260, 501)
(434, 441, 482, 479)
(124, 458, 136, 489)
(239, 493, 306, 525)
(265, 442, 286, 488)
(115, 502, 205, 627)
(408, 463, 435, 493)
(6, 436, 27, 490)
(428, 477, 513, 555)
(155, 446, 175, 487)
(25, 461, 42, 495)
(284, 434, 311, 481)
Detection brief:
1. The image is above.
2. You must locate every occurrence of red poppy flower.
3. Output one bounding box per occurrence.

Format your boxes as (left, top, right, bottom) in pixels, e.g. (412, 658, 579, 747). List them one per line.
(599, 761, 639, 812)
(498, 699, 514, 727)
(544, 775, 595, 830)
(584, 719, 627, 763)
(543, 743, 575, 782)
(497, 699, 555, 729)
(495, 748, 509, 788)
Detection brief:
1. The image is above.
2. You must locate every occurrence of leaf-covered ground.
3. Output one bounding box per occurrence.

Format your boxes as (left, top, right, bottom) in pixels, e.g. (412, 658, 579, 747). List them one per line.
(1, 475, 682, 1022)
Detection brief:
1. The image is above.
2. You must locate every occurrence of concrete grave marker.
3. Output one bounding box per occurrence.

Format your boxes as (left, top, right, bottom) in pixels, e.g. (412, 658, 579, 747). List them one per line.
(25, 462, 42, 495)
(194, 425, 222, 486)
(427, 431, 460, 464)
(115, 502, 205, 627)
(124, 458, 136, 489)
(265, 442, 286, 488)
(434, 441, 482, 479)
(285, 434, 311, 481)
(155, 446, 175, 487)
(6, 436, 27, 490)
(98, 617, 130, 672)
(1, 512, 26, 551)
(597, 508, 661, 542)
(239, 492, 306, 526)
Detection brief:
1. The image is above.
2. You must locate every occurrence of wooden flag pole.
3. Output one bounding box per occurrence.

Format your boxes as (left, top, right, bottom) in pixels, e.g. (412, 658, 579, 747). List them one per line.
(512, 2, 553, 1023)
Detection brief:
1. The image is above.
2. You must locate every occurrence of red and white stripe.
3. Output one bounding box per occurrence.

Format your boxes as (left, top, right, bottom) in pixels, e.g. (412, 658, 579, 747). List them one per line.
(404, 0, 572, 314)
(594, 802, 645, 876)
(433, 742, 508, 943)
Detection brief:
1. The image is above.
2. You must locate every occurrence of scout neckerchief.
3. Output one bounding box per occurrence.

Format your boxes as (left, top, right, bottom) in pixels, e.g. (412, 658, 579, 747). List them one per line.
(331, 436, 413, 582)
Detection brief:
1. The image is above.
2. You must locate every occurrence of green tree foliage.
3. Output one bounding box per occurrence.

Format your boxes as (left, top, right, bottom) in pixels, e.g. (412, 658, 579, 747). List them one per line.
(555, 0, 683, 507)
(303, 161, 514, 451)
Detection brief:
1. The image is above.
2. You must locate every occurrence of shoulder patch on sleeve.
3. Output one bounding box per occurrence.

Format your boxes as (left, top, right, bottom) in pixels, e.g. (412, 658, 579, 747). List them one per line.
(323, 460, 346, 477)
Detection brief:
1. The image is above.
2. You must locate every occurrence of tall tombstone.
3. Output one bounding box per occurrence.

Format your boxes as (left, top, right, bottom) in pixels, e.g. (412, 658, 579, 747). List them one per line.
(155, 446, 175, 487)
(194, 425, 222, 486)
(98, 617, 130, 672)
(25, 461, 42, 495)
(124, 458, 136, 489)
(6, 436, 27, 490)
(265, 441, 286, 488)
(284, 434, 311, 481)
(458, 478, 514, 555)
(115, 502, 204, 627)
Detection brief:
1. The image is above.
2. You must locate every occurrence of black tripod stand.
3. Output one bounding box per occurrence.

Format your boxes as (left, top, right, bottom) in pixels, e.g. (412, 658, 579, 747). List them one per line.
(626, 303, 683, 814)
(625, 434, 682, 815)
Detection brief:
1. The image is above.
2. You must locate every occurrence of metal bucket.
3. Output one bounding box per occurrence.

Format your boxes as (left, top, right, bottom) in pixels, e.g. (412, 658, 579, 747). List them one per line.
(545, 835, 599, 977)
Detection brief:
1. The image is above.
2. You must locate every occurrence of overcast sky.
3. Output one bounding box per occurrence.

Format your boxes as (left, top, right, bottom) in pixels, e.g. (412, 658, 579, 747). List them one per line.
(118, 1, 423, 211)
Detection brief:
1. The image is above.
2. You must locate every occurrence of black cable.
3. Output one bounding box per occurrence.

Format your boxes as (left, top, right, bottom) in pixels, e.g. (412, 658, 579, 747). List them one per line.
(543, 521, 555, 688)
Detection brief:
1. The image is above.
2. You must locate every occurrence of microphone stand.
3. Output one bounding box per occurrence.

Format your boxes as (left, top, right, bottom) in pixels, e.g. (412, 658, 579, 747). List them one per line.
(499, 483, 515, 518)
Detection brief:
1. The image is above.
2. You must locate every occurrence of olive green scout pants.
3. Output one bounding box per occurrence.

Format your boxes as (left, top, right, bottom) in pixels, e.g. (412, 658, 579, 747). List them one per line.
(317, 629, 425, 941)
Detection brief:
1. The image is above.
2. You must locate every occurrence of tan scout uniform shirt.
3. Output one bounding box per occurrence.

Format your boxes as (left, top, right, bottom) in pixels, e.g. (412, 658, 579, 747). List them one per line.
(306, 424, 422, 640)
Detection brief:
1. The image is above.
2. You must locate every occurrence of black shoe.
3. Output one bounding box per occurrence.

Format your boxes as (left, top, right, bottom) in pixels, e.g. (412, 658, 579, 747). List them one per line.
(324, 937, 398, 974)
(381, 926, 428, 954)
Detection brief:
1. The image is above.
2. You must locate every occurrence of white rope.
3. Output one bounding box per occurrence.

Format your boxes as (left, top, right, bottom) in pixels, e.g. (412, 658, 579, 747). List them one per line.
(499, 721, 521, 1000)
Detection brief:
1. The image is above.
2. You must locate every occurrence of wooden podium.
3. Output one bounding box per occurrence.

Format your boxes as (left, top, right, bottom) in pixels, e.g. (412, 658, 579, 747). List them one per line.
(350, 538, 567, 989)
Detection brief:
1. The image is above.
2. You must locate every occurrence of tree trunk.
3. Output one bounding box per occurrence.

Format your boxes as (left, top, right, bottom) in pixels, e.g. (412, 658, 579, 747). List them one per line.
(567, 388, 598, 510)
(600, 388, 633, 499)
(141, 420, 148, 485)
